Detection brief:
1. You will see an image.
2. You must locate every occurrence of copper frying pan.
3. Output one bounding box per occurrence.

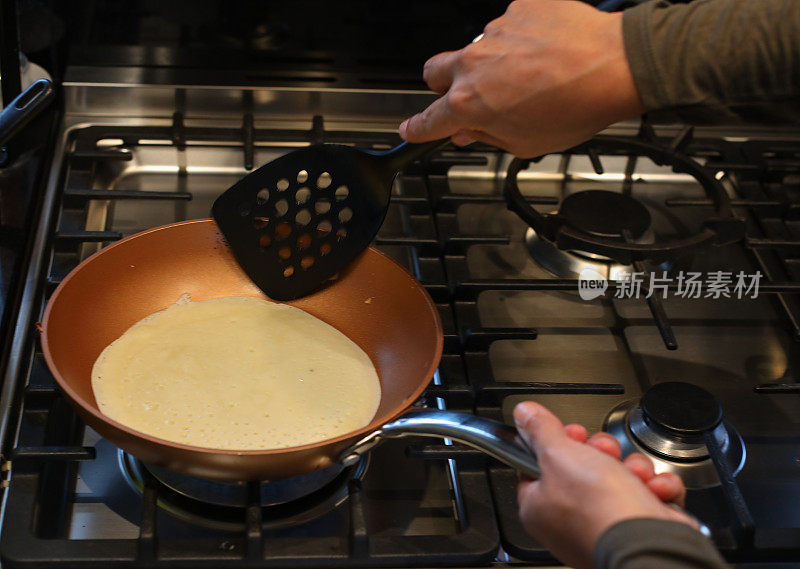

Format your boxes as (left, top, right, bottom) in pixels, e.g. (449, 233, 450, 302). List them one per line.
(42, 220, 540, 482)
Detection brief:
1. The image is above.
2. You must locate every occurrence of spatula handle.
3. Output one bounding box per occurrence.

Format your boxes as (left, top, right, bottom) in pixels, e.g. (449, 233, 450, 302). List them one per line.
(374, 139, 449, 175)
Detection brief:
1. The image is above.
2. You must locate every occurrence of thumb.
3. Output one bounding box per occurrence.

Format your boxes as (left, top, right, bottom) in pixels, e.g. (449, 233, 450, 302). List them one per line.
(513, 402, 566, 455)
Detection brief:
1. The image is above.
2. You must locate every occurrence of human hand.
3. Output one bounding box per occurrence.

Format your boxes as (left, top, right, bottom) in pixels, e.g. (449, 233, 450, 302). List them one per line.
(514, 401, 696, 569)
(561, 420, 687, 507)
(399, 0, 644, 158)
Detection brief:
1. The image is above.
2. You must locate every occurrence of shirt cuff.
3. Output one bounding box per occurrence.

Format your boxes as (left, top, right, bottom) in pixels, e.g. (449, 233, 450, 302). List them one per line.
(622, 0, 670, 112)
(594, 518, 729, 569)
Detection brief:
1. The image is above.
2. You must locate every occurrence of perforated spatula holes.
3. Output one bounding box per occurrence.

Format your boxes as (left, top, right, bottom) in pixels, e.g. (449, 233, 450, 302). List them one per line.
(317, 172, 332, 189)
(275, 199, 289, 217)
(242, 162, 379, 287)
(314, 200, 331, 215)
(212, 141, 446, 300)
(252, 169, 378, 278)
(339, 208, 353, 223)
(261, 172, 348, 268)
(297, 233, 312, 248)
(296, 187, 311, 204)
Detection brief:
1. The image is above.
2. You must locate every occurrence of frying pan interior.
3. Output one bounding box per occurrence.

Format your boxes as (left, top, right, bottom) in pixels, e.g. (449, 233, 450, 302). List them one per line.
(42, 220, 442, 480)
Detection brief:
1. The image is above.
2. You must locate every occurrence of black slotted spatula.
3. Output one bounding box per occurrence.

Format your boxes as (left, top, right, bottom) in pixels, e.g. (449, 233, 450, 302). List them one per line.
(212, 140, 446, 300)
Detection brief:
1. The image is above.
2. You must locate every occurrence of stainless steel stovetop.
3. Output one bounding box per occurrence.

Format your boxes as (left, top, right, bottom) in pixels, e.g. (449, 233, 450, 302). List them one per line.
(1, 79, 799, 567)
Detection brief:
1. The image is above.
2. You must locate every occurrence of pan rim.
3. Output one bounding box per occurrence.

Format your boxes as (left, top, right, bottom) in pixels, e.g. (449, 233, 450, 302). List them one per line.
(41, 219, 443, 458)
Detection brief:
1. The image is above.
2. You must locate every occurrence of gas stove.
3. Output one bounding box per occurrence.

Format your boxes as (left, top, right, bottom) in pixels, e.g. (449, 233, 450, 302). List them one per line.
(2, 52, 800, 569)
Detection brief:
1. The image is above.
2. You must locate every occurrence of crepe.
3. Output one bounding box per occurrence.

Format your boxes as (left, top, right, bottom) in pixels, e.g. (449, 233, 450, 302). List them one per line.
(91, 295, 381, 450)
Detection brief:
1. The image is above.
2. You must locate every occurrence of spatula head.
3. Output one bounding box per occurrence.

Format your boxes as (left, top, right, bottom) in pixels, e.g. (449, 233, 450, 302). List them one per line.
(212, 144, 391, 300)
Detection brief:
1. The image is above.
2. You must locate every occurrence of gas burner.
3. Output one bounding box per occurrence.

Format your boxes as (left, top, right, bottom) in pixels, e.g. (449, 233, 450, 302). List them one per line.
(120, 451, 369, 531)
(505, 134, 746, 264)
(604, 382, 745, 489)
(524, 190, 672, 279)
(559, 190, 652, 239)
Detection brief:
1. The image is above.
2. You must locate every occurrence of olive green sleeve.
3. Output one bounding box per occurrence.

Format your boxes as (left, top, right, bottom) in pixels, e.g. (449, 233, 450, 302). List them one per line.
(594, 518, 730, 569)
(622, 0, 800, 124)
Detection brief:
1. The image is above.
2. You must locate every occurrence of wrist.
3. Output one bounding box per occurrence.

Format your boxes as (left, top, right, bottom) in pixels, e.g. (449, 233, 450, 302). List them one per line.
(585, 497, 697, 552)
(594, 517, 718, 569)
(597, 11, 646, 120)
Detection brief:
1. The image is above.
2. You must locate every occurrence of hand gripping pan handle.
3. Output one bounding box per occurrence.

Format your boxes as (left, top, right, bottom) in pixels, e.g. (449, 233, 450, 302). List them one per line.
(339, 407, 541, 478)
(339, 407, 712, 538)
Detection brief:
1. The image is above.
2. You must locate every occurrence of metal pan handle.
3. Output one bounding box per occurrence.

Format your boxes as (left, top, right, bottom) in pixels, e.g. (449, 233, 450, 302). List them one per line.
(339, 407, 541, 478)
(340, 408, 712, 539)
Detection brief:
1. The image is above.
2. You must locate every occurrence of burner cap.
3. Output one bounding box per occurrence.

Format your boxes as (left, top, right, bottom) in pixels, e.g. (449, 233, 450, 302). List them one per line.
(641, 382, 723, 436)
(604, 398, 745, 489)
(559, 190, 651, 239)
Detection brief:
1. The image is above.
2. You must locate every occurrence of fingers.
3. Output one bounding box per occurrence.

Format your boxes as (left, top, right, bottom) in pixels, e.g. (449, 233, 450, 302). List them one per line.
(423, 51, 460, 94)
(513, 401, 566, 455)
(647, 473, 687, 507)
(399, 95, 462, 143)
(516, 465, 546, 519)
(623, 453, 656, 483)
(586, 432, 622, 460)
(512, 403, 687, 509)
(516, 475, 542, 518)
(564, 423, 588, 443)
(621, 455, 687, 507)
